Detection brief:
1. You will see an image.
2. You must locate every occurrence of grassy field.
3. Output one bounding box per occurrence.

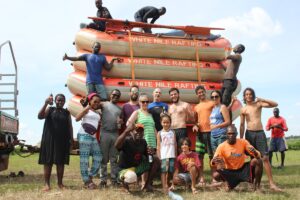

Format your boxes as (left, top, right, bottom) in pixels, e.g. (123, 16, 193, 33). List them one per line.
(0, 150, 299, 200)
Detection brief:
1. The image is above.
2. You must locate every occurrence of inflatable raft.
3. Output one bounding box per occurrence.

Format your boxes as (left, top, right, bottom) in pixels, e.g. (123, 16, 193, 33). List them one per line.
(66, 71, 241, 104)
(75, 28, 231, 61)
(73, 52, 225, 82)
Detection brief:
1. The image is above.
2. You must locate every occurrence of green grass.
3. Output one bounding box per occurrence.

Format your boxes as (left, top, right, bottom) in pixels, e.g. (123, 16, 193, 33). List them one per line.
(0, 151, 299, 200)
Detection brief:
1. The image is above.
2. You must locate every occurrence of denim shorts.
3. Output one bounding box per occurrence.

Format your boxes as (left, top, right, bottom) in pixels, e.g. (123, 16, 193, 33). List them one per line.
(86, 83, 108, 100)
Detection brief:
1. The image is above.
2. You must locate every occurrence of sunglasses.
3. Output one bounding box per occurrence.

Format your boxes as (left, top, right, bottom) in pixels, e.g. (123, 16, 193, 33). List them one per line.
(140, 101, 149, 104)
(211, 95, 220, 99)
(112, 93, 120, 97)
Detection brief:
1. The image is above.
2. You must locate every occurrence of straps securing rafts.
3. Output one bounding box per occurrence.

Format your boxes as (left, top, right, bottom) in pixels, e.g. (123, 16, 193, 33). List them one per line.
(127, 30, 135, 84)
(193, 38, 202, 84)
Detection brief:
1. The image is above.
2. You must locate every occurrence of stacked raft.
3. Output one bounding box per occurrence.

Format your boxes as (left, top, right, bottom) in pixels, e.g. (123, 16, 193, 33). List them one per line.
(66, 25, 242, 119)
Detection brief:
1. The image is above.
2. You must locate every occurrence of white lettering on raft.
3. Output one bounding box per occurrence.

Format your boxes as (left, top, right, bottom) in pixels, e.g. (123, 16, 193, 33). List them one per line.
(130, 37, 203, 47)
(128, 81, 200, 89)
(125, 58, 199, 68)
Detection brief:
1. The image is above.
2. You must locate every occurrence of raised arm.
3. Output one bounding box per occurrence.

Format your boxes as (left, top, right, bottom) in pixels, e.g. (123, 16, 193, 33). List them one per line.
(256, 97, 278, 108)
(38, 95, 52, 119)
(75, 106, 90, 122)
(62, 53, 85, 62)
(115, 125, 132, 149)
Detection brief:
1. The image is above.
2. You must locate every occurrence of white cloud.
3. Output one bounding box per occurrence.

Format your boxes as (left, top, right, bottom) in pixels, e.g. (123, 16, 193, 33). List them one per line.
(296, 102, 300, 107)
(210, 7, 283, 41)
(257, 41, 272, 53)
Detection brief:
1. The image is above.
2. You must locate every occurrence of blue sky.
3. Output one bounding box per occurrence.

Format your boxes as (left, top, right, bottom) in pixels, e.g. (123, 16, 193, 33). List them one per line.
(0, 0, 299, 144)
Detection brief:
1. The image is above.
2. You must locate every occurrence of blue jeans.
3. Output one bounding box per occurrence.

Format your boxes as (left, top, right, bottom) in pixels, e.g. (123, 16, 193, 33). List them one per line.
(86, 83, 108, 100)
(78, 133, 102, 183)
(211, 133, 227, 153)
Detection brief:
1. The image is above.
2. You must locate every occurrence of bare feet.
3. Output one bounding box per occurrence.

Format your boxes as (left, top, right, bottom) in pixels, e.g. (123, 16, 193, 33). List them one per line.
(196, 181, 206, 188)
(270, 184, 283, 192)
(58, 184, 66, 190)
(142, 184, 153, 192)
(192, 187, 198, 194)
(42, 185, 51, 192)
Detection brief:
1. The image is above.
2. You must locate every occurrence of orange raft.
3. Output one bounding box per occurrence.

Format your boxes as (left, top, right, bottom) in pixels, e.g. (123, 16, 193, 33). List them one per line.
(66, 71, 241, 104)
(73, 52, 226, 82)
(75, 28, 231, 61)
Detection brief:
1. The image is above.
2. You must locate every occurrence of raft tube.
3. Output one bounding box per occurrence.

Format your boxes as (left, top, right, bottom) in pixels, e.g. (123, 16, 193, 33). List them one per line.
(75, 29, 231, 61)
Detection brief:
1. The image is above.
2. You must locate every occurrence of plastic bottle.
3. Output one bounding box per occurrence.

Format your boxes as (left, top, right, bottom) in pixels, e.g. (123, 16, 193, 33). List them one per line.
(168, 191, 184, 200)
(148, 155, 153, 163)
(49, 93, 53, 105)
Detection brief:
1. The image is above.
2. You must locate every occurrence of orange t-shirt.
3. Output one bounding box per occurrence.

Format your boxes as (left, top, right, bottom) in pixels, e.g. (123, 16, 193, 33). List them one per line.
(194, 100, 214, 132)
(212, 139, 260, 170)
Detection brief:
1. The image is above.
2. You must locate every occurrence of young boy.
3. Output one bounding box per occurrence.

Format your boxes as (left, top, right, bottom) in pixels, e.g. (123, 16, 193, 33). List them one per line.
(171, 137, 201, 194)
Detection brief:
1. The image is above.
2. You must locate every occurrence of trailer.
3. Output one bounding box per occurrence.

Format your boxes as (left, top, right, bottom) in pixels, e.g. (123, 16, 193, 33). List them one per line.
(0, 40, 19, 172)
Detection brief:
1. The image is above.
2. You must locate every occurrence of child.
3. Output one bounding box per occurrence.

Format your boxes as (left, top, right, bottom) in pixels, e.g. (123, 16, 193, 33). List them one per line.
(157, 114, 177, 194)
(75, 93, 102, 189)
(171, 137, 201, 194)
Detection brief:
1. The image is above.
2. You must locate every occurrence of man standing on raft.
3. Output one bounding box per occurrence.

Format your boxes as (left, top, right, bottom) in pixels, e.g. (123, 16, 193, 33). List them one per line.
(240, 87, 282, 191)
(134, 6, 166, 33)
(221, 44, 245, 107)
(63, 42, 120, 101)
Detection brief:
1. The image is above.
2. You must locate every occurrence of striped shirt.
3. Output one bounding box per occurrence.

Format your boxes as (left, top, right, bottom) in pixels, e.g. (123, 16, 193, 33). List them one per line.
(137, 110, 156, 148)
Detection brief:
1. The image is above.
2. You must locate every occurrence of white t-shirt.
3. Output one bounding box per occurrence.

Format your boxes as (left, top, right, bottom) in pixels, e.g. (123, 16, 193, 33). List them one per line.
(79, 110, 101, 137)
(159, 129, 176, 159)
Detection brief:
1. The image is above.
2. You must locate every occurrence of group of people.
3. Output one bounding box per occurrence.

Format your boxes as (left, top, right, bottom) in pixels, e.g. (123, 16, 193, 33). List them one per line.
(36, 0, 289, 195)
(38, 83, 286, 194)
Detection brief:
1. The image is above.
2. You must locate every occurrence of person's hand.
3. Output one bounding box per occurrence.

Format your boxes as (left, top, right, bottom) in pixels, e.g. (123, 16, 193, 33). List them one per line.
(187, 162, 196, 171)
(112, 57, 123, 62)
(192, 125, 199, 133)
(45, 95, 53, 105)
(147, 147, 155, 155)
(169, 184, 175, 191)
(62, 53, 68, 61)
(212, 156, 224, 170)
(210, 124, 217, 130)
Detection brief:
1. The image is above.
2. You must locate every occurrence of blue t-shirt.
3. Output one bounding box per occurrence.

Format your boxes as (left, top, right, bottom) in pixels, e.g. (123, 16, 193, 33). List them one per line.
(148, 102, 168, 131)
(79, 53, 108, 84)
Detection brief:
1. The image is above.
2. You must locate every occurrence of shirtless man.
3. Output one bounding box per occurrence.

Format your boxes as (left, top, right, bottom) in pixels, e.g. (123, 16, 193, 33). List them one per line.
(240, 87, 282, 191)
(221, 44, 245, 107)
(168, 88, 194, 145)
(192, 85, 215, 185)
(148, 88, 168, 132)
